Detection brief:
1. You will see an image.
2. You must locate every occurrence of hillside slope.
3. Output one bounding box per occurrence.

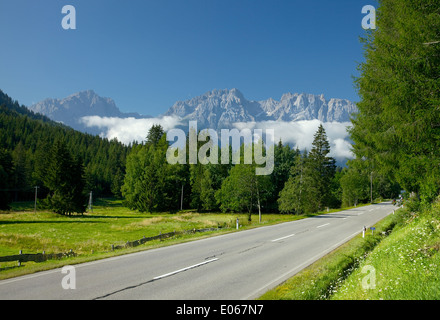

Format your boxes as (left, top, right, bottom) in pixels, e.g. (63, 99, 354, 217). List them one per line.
(332, 201, 440, 300)
(0, 89, 130, 198)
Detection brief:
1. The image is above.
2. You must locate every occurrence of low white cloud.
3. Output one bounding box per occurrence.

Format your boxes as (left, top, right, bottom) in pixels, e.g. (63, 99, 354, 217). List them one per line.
(332, 138, 354, 159)
(233, 119, 354, 160)
(80, 115, 354, 161)
(80, 115, 182, 144)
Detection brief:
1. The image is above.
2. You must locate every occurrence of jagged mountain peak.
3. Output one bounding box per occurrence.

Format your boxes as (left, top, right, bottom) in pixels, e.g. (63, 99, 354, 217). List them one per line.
(164, 88, 357, 130)
(29, 90, 150, 135)
(29, 88, 357, 138)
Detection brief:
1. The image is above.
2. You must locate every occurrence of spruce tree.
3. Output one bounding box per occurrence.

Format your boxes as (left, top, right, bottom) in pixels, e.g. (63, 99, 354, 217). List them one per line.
(278, 125, 336, 214)
(122, 126, 190, 212)
(308, 124, 336, 210)
(269, 140, 298, 212)
(44, 140, 87, 215)
(278, 152, 312, 214)
(146, 124, 165, 146)
(0, 149, 13, 210)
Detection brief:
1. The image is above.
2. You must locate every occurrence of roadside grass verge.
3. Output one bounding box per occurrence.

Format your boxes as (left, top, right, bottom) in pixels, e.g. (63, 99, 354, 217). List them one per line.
(331, 202, 440, 300)
(260, 200, 440, 300)
(259, 208, 404, 300)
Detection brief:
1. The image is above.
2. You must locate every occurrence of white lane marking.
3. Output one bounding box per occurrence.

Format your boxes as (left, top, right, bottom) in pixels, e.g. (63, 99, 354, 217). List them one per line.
(243, 229, 362, 300)
(271, 234, 295, 242)
(153, 258, 218, 280)
(369, 209, 374, 212)
(316, 223, 330, 228)
(358, 212, 364, 215)
(0, 268, 62, 286)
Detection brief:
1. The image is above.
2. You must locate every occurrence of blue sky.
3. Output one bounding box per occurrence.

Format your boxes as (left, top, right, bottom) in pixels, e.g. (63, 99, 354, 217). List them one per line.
(0, 0, 375, 116)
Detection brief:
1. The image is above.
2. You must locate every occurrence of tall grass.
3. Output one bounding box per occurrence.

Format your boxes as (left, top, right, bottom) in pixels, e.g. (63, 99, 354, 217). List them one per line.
(332, 202, 440, 300)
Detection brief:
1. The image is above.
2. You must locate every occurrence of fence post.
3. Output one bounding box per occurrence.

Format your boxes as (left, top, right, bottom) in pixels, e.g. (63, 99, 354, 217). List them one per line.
(18, 250, 22, 266)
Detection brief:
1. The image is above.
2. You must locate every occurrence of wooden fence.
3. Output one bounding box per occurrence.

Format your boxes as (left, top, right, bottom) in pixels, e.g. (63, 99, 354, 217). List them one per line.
(0, 250, 76, 266)
(0, 227, 224, 267)
(111, 227, 222, 251)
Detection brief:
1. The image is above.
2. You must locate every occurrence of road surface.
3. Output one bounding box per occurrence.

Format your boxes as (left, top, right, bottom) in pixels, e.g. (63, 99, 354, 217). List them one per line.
(0, 202, 395, 300)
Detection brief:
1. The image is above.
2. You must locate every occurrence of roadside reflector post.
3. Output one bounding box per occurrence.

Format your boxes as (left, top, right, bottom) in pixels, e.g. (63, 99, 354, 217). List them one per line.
(236, 218, 239, 230)
(362, 226, 366, 238)
(18, 250, 22, 267)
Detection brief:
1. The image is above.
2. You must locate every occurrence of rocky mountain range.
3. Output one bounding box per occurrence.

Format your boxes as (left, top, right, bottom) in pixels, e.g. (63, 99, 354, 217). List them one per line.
(29, 90, 151, 135)
(29, 88, 357, 134)
(163, 88, 357, 130)
(27, 88, 357, 161)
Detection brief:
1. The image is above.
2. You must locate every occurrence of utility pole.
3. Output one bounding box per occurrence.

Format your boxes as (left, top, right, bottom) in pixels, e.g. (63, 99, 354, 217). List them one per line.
(256, 180, 262, 223)
(34, 186, 39, 213)
(88, 191, 93, 213)
(180, 184, 184, 211)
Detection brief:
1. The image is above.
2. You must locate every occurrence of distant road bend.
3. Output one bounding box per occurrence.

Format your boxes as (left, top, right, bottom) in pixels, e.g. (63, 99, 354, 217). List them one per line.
(0, 203, 395, 300)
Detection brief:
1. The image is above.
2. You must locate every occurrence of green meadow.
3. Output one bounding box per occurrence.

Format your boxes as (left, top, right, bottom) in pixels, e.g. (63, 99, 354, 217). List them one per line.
(0, 198, 311, 279)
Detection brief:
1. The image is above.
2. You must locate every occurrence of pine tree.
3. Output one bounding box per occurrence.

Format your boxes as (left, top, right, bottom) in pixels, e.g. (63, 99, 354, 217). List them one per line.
(44, 140, 87, 215)
(199, 164, 216, 211)
(1, 90, 132, 199)
(146, 124, 165, 146)
(278, 152, 312, 214)
(278, 125, 336, 214)
(308, 124, 336, 210)
(189, 161, 204, 211)
(0, 149, 13, 210)
(11, 142, 32, 201)
(268, 140, 298, 212)
(121, 144, 148, 210)
(122, 126, 189, 212)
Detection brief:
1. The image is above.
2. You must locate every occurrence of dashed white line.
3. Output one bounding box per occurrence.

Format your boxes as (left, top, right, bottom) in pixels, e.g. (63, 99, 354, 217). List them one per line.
(316, 223, 330, 228)
(271, 234, 295, 242)
(244, 229, 363, 300)
(153, 258, 218, 280)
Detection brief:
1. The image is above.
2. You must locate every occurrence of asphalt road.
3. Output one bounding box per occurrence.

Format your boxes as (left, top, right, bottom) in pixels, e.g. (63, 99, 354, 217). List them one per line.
(0, 202, 395, 300)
